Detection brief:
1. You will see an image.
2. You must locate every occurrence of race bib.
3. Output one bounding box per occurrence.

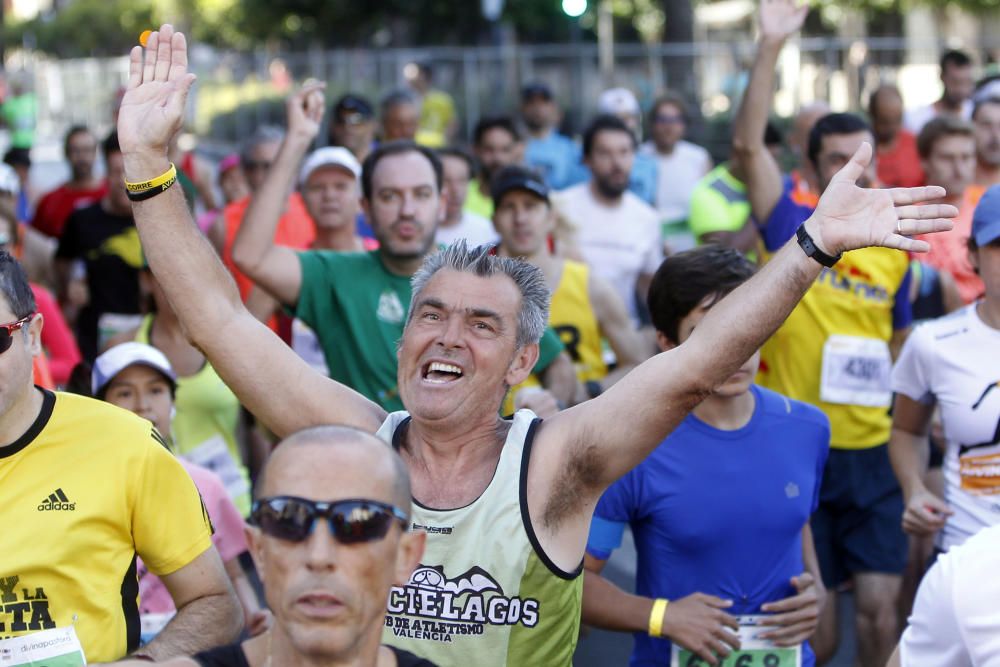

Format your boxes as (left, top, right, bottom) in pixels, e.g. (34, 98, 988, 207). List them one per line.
(670, 616, 802, 667)
(819, 335, 891, 407)
(139, 612, 175, 646)
(0, 626, 86, 667)
(183, 435, 249, 502)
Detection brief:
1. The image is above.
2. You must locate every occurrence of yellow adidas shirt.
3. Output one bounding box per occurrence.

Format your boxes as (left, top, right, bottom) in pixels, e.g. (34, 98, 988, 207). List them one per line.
(757, 247, 909, 449)
(0, 390, 213, 662)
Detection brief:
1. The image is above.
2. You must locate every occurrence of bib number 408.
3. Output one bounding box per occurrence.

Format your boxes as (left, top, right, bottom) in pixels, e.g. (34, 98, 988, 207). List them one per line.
(680, 648, 799, 667)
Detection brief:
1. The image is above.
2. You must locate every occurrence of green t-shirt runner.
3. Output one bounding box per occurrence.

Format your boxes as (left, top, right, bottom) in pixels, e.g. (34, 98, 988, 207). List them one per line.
(1, 93, 37, 149)
(295, 250, 411, 411)
(295, 250, 565, 412)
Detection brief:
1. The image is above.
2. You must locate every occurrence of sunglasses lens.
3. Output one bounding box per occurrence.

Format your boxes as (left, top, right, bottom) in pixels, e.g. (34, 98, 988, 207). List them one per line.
(0, 330, 13, 354)
(331, 502, 394, 544)
(255, 498, 314, 542)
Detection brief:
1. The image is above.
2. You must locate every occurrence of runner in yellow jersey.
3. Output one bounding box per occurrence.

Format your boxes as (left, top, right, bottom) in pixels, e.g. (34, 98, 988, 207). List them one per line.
(491, 165, 647, 404)
(119, 26, 953, 665)
(0, 252, 242, 663)
(733, 4, 916, 665)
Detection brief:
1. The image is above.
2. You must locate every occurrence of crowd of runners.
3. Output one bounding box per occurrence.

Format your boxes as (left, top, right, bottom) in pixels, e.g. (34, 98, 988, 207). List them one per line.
(1, 2, 998, 666)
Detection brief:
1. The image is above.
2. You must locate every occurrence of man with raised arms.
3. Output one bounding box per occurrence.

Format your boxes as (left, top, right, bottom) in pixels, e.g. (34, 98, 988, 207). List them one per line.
(118, 25, 954, 667)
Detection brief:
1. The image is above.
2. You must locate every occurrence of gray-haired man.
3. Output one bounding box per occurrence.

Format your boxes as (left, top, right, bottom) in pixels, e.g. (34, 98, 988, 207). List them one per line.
(117, 25, 956, 667)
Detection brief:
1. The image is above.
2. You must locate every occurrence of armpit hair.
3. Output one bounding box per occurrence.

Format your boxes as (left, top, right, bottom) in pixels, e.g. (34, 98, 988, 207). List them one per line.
(542, 440, 604, 531)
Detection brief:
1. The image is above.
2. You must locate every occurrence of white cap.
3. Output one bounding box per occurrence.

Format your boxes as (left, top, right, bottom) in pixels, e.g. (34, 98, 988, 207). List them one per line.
(299, 147, 361, 187)
(0, 164, 20, 195)
(92, 342, 177, 397)
(598, 88, 640, 116)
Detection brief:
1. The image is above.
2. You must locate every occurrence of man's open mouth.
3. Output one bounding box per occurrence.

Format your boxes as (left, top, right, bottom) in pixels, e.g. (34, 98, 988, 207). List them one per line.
(422, 361, 464, 384)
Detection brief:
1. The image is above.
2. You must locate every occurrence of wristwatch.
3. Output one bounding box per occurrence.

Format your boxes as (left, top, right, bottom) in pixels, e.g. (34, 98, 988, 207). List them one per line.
(796, 224, 841, 268)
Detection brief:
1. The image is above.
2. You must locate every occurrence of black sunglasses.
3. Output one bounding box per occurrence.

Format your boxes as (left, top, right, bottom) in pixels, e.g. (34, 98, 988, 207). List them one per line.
(250, 496, 410, 544)
(0, 314, 34, 354)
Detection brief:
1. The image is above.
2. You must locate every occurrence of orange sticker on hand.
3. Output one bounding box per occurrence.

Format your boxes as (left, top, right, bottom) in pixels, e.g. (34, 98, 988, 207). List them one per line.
(139, 30, 152, 47)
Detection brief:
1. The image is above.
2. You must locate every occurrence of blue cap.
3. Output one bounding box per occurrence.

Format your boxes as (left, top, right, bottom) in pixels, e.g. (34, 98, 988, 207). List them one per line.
(972, 184, 1000, 246)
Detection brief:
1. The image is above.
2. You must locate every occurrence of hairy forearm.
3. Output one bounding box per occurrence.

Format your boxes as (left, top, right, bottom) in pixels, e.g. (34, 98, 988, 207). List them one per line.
(141, 591, 243, 659)
(232, 135, 307, 275)
(582, 570, 652, 633)
(124, 152, 243, 343)
(889, 428, 931, 500)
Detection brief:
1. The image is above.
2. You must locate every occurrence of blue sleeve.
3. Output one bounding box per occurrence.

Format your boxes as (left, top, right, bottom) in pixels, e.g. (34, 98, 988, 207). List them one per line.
(759, 188, 813, 252)
(892, 266, 914, 331)
(586, 516, 627, 561)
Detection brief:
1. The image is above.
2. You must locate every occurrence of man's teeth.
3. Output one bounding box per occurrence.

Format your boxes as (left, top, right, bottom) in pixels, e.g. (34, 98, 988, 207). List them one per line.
(428, 362, 463, 375)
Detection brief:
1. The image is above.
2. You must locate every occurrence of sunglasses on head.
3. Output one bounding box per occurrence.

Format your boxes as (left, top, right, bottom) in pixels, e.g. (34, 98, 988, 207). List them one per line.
(0, 314, 33, 354)
(250, 496, 410, 544)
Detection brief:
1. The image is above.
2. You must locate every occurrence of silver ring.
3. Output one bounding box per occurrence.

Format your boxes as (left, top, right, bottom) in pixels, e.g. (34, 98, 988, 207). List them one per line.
(896, 219, 902, 235)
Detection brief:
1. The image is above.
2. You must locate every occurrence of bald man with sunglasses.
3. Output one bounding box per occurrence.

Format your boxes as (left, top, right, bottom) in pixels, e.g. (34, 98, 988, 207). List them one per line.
(113, 426, 435, 667)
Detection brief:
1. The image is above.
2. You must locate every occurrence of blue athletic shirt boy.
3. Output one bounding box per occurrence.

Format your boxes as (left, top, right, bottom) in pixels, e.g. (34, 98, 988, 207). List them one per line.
(588, 385, 830, 666)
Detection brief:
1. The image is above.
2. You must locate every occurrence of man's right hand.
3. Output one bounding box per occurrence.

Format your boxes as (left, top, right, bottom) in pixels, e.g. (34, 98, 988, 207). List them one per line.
(287, 82, 326, 146)
(119, 24, 195, 162)
(662, 593, 740, 666)
(902, 489, 953, 536)
(759, 0, 809, 45)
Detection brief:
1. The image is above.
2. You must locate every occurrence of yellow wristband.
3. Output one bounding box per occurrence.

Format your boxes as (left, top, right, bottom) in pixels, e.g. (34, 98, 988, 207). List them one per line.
(125, 163, 177, 193)
(648, 598, 669, 638)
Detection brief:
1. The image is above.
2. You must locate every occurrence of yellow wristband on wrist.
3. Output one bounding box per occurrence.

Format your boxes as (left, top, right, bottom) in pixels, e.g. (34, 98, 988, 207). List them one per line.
(648, 598, 669, 638)
(125, 163, 177, 193)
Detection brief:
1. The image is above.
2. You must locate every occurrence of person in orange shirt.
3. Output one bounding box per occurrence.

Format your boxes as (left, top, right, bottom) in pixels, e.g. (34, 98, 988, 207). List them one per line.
(916, 116, 985, 303)
(871, 85, 926, 188)
(212, 126, 315, 328)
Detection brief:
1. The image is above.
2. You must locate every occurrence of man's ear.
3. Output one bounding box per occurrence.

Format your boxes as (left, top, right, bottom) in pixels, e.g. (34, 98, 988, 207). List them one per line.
(505, 342, 540, 388)
(26, 313, 43, 357)
(395, 530, 427, 586)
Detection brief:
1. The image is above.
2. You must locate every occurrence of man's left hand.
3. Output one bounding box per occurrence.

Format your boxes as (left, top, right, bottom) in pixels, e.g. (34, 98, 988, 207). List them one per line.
(758, 572, 825, 646)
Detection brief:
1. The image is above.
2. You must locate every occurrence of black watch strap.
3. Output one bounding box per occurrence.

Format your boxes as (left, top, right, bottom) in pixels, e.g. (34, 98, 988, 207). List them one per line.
(796, 224, 841, 268)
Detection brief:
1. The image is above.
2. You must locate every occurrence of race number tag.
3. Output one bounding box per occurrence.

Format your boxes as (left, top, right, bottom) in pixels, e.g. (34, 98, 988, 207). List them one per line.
(820, 335, 891, 407)
(139, 612, 175, 645)
(183, 435, 249, 502)
(0, 626, 87, 666)
(670, 616, 802, 667)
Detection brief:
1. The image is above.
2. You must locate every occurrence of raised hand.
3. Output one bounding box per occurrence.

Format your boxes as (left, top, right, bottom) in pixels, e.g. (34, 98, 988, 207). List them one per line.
(118, 24, 196, 159)
(806, 142, 956, 256)
(759, 0, 809, 44)
(287, 81, 326, 145)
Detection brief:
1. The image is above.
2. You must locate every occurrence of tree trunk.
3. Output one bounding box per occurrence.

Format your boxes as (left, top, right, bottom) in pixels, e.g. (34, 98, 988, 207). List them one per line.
(661, 0, 696, 99)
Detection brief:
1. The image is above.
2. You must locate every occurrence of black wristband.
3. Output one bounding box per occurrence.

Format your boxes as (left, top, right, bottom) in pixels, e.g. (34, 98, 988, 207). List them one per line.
(126, 174, 178, 202)
(796, 224, 841, 268)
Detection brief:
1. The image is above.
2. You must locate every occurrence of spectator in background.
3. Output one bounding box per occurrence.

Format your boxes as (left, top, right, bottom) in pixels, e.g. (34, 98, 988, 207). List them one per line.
(687, 122, 784, 259)
(0, 202, 80, 387)
(406, 62, 457, 148)
(640, 91, 712, 252)
(0, 73, 36, 150)
(466, 115, 523, 219)
(328, 93, 377, 164)
(4, 147, 33, 221)
(215, 125, 315, 325)
(199, 154, 248, 236)
(555, 114, 662, 324)
(0, 162, 57, 290)
(32, 125, 107, 239)
(906, 49, 976, 134)
(92, 342, 268, 641)
(871, 84, 926, 188)
(597, 87, 659, 208)
(55, 131, 144, 361)
(521, 82, 583, 190)
(436, 147, 497, 247)
(380, 90, 420, 143)
(972, 95, 1000, 188)
(916, 117, 984, 303)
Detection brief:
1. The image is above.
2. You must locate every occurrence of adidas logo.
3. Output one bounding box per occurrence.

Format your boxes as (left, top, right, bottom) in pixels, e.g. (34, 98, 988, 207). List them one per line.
(37, 488, 75, 511)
